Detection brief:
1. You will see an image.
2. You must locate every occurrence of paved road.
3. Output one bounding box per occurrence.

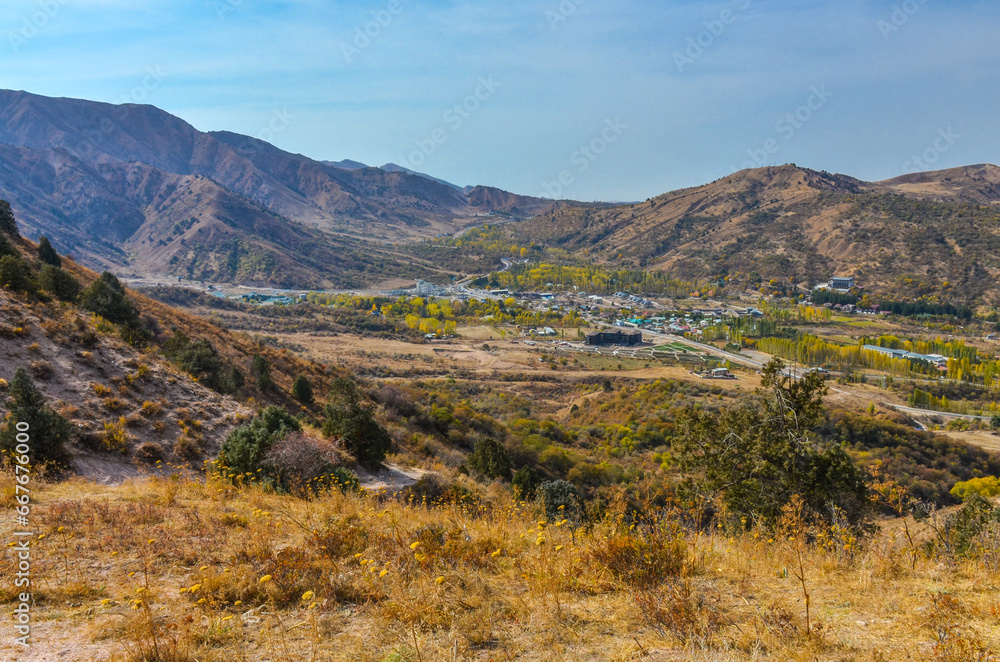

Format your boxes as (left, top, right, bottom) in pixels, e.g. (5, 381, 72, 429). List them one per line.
(882, 402, 993, 422)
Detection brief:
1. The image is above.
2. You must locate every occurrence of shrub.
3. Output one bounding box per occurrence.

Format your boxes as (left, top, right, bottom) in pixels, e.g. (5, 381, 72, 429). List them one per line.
(262, 431, 342, 493)
(0, 232, 15, 258)
(140, 400, 163, 418)
(216, 406, 301, 480)
(0, 367, 73, 464)
(39, 265, 81, 302)
(135, 441, 165, 463)
(0, 199, 18, 236)
(0, 255, 36, 294)
(79, 272, 140, 327)
(321, 378, 392, 469)
(511, 466, 541, 500)
(674, 359, 871, 528)
(291, 375, 313, 404)
(951, 476, 1000, 500)
(28, 361, 53, 380)
(101, 417, 130, 453)
(938, 493, 1000, 557)
(468, 437, 512, 481)
(329, 467, 361, 493)
(162, 331, 235, 394)
(36, 236, 61, 267)
(539, 479, 579, 519)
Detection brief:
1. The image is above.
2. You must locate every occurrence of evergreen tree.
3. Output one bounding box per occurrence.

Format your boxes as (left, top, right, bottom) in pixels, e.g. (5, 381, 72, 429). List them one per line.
(322, 378, 392, 469)
(291, 375, 313, 404)
(0, 255, 36, 294)
(0, 200, 18, 236)
(36, 236, 61, 267)
(0, 232, 15, 258)
(0, 367, 73, 464)
(674, 358, 871, 528)
(468, 437, 512, 481)
(79, 272, 140, 327)
(39, 265, 81, 302)
(251, 354, 274, 392)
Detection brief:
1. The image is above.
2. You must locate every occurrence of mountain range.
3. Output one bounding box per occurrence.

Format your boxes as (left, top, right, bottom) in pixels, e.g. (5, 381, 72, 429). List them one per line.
(507, 163, 1000, 302)
(1, 89, 999, 301)
(0, 89, 568, 286)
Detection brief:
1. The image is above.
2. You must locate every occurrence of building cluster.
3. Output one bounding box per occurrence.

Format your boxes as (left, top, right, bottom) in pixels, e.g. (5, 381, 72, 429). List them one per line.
(862, 345, 949, 370)
(415, 279, 449, 297)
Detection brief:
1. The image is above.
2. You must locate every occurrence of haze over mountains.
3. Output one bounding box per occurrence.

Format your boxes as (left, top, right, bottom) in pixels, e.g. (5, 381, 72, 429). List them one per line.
(0, 90, 566, 286)
(0, 90, 998, 300)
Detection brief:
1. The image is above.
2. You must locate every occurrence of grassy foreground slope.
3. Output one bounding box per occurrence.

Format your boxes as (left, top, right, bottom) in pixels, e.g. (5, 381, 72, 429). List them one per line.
(0, 472, 997, 661)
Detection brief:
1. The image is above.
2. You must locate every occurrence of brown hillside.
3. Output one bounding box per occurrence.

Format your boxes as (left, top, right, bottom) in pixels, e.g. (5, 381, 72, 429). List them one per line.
(511, 164, 1000, 302)
(0, 235, 346, 481)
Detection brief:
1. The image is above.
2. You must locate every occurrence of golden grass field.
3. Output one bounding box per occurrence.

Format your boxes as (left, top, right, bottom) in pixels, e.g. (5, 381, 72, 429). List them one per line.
(2, 470, 997, 662)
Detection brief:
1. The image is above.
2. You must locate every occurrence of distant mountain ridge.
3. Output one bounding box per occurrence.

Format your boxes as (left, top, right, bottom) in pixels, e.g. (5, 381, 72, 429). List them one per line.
(509, 163, 1000, 302)
(0, 89, 572, 285)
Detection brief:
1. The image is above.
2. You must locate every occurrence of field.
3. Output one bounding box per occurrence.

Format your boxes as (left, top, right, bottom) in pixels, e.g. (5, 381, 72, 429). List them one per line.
(2, 471, 998, 662)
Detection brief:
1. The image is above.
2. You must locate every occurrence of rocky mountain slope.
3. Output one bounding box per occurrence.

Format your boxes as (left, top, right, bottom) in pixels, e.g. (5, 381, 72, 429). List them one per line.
(0, 90, 569, 285)
(0, 230, 345, 480)
(510, 163, 1000, 302)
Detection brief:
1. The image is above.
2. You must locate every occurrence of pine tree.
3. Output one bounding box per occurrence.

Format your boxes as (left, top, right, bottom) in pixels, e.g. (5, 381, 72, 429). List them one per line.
(79, 272, 140, 327)
(0, 255, 36, 294)
(0, 367, 73, 464)
(0, 200, 18, 236)
(291, 375, 313, 404)
(37, 236, 61, 267)
(251, 354, 274, 392)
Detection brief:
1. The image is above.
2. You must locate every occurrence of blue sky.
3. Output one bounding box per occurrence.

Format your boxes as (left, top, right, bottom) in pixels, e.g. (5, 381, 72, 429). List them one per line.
(1, 0, 998, 201)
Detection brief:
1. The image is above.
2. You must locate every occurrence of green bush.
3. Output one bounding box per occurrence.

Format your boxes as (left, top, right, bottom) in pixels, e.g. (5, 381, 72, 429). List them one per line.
(539, 479, 579, 519)
(79, 272, 140, 327)
(291, 375, 313, 404)
(0, 232, 15, 258)
(39, 265, 81, 302)
(939, 493, 1000, 557)
(674, 358, 871, 528)
(0, 367, 73, 465)
(468, 437, 512, 481)
(0, 200, 18, 236)
(36, 236, 61, 267)
(511, 466, 541, 500)
(163, 331, 235, 393)
(0, 255, 36, 294)
(216, 406, 301, 480)
(329, 467, 361, 493)
(321, 378, 392, 469)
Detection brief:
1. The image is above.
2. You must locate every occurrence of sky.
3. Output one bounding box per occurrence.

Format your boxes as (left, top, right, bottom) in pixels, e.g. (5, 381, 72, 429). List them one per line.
(0, 0, 998, 202)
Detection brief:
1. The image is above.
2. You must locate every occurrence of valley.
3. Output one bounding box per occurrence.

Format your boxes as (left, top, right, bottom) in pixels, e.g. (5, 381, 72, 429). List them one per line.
(1, 93, 999, 661)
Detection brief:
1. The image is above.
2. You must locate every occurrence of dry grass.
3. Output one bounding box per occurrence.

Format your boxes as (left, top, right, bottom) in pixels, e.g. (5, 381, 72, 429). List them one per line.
(0, 474, 997, 661)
